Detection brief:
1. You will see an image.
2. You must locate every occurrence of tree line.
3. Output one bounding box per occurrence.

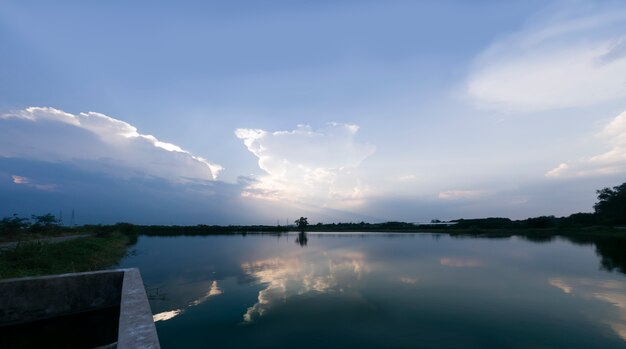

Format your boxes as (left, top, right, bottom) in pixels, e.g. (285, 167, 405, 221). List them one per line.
(0, 214, 63, 235)
(2, 181, 625, 236)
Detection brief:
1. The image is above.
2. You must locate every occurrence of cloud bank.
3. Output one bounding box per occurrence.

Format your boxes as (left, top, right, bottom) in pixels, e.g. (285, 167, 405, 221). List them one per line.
(0, 107, 222, 182)
(235, 123, 375, 207)
(0, 109, 379, 223)
(0, 157, 252, 225)
(467, 7, 626, 112)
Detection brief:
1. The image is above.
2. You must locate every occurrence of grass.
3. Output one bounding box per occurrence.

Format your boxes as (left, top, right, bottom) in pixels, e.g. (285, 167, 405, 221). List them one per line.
(0, 229, 87, 243)
(0, 232, 135, 279)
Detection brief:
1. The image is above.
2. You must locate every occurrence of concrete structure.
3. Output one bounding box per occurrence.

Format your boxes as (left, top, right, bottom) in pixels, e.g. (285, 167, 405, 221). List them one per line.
(0, 268, 160, 348)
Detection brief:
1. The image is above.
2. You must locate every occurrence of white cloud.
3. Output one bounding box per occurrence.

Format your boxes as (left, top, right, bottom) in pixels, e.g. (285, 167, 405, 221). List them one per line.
(235, 123, 375, 206)
(11, 175, 28, 185)
(11, 175, 58, 191)
(467, 8, 626, 112)
(438, 190, 485, 200)
(545, 163, 570, 178)
(546, 110, 626, 178)
(0, 107, 222, 182)
(396, 174, 417, 182)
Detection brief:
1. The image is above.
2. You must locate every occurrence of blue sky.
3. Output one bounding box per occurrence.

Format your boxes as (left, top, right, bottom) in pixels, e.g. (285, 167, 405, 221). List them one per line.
(1, 0, 626, 224)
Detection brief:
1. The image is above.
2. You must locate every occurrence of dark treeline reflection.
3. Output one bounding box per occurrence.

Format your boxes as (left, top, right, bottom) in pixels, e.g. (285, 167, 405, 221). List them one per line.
(565, 236, 626, 275)
(102, 225, 626, 276)
(4, 215, 625, 276)
(516, 234, 626, 275)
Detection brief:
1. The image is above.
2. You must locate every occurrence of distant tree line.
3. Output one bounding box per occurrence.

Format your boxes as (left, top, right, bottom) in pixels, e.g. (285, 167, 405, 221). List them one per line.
(2, 181, 625, 237)
(449, 181, 625, 230)
(0, 214, 63, 236)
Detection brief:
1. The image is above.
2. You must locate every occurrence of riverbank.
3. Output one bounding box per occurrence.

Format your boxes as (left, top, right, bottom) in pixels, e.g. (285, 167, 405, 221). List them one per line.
(0, 232, 136, 279)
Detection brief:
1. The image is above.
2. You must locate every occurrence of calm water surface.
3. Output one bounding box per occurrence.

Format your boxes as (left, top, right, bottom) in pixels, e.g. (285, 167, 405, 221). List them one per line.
(118, 233, 626, 348)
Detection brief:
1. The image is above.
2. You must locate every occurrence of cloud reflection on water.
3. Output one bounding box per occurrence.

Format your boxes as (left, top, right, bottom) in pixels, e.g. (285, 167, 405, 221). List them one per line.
(548, 277, 626, 341)
(439, 257, 483, 268)
(241, 250, 370, 323)
(398, 276, 418, 285)
(152, 280, 223, 323)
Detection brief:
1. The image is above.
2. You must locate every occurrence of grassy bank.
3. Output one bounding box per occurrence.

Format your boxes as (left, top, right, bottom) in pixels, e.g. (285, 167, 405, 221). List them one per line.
(0, 232, 136, 279)
(0, 229, 87, 243)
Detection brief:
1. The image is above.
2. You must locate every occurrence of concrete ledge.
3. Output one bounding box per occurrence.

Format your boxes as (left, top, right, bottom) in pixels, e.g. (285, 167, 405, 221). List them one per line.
(0, 268, 160, 348)
(118, 268, 160, 349)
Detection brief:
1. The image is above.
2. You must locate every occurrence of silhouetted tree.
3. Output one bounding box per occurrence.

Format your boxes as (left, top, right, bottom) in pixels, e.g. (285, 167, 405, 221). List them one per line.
(0, 214, 30, 235)
(294, 217, 309, 232)
(30, 213, 61, 233)
(560, 212, 597, 227)
(594, 182, 626, 225)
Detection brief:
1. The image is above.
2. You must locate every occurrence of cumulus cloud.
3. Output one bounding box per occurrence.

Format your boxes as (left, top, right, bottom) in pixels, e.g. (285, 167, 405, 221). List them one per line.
(467, 7, 626, 112)
(546, 110, 626, 178)
(0, 107, 222, 182)
(235, 123, 375, 206)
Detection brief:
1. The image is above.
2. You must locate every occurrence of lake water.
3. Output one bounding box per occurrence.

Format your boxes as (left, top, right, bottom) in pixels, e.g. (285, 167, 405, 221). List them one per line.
(118, 232, 626, 348)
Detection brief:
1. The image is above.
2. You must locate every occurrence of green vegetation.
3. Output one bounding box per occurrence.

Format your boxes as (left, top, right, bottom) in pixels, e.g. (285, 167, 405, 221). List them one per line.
(594, 182, 626, 225)
(0, 232, 136, 279)
(0, 213, 71, 242)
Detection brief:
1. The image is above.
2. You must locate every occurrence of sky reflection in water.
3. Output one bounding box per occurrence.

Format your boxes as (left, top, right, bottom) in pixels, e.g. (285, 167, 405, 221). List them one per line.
(118, 233, 626, 349)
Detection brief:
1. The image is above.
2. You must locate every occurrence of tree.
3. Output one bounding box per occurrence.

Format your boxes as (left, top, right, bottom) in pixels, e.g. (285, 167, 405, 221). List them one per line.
(294, 217, 309, 232)
(0, 214, 30, 235)
(31, 213, 61, 233)
(594, 182, 626, 225)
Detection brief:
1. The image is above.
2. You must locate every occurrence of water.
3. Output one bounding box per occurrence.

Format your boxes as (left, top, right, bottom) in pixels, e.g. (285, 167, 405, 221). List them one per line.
(118, 233, 626, 348)
(0, 306, 120, 348)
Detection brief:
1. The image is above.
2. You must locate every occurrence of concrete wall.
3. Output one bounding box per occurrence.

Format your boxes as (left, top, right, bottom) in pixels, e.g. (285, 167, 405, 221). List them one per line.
(0, 268, 160, 348)
(0, 269, 124, 326)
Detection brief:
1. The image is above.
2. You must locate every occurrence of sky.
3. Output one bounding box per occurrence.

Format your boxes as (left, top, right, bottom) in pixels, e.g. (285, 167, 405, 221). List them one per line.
(1, 0, 626, 224)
